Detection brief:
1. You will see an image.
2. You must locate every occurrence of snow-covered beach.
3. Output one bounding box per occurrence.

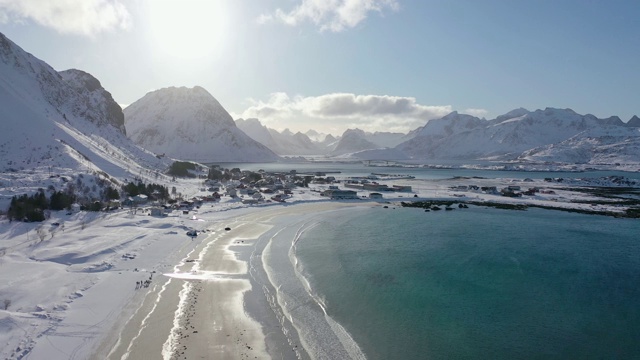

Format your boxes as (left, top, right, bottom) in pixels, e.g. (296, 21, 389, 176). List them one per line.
(2, 170, 640, 359)
(0, 176, 363, 360)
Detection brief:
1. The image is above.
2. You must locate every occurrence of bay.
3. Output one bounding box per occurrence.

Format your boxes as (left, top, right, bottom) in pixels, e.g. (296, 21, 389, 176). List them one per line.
(295, 206, 640, 359)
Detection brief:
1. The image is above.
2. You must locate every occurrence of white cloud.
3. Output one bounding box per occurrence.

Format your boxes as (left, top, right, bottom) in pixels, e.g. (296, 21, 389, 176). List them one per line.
(234, 92, 453, 135)
(0, 0, 131, 36)
(259, 0, 399, 32)
(463, 108, 489, 118)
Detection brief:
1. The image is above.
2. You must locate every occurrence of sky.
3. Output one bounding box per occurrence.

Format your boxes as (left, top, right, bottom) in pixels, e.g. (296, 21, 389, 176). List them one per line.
(0, 0, 639, 136)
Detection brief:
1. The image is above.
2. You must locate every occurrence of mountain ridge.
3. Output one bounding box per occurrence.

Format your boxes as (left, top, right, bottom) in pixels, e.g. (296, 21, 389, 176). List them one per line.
(0, 31, 166, 176)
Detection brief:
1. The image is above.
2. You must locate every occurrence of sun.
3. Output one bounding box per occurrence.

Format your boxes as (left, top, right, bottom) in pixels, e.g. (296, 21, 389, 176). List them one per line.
(145, 0, 230, 62)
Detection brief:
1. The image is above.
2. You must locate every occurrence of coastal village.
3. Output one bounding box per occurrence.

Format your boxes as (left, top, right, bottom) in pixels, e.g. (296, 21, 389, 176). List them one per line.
(112, 164, 640, 227)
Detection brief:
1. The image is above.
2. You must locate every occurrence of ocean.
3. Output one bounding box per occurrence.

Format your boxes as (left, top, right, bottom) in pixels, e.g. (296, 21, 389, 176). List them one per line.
(281, 205, 640, 359)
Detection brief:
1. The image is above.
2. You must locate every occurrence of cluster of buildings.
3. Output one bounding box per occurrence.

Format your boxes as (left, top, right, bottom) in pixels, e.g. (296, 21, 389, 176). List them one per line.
(450, 184, 556, 197)
(343, 178, 412, 193)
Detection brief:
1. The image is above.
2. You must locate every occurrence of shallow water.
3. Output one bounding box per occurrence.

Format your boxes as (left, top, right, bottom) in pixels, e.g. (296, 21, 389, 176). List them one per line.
(295, 206, 640, 359)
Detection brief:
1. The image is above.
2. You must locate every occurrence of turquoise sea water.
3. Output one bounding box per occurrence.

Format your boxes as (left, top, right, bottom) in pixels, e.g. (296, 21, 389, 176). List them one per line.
(294, 206, 640, 359)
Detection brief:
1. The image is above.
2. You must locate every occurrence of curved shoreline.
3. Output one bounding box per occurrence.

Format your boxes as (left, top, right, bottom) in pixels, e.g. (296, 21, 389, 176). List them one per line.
(95, 202, 379, 360)
(257, 205, 370, 359)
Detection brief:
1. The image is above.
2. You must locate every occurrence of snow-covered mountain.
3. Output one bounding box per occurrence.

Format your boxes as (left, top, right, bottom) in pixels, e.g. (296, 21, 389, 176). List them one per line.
(59, 69, 127, 134)
(330, 128, 407, 156)
(320, 133, 339, 147)
(304, 129, 330, 142)
(520, 126, 640, 164)
(269, 128, 323, 155)
(330, 129, 378, 155)
(0, 31, 166, 176)
(235, 118, 276, 149)
(628, 115, 640, 127)
(396, 108, 640, 163)
(236, 118, 408, 157)
(124, 87, 279, 163)
(235, 118, 324, 155)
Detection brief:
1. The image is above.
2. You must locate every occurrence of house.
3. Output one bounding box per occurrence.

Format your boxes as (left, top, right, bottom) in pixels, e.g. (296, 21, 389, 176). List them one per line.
(481, 186, 498, 194)
(226, 188, 237, 197)
(178, 201, 193, 210)
(133, 194, 148, 204)
(344, 183, 364, 190)
(149, 207, 164, 217)
(363, 183, 390, 191)
(392, 185, 412, 192)
(369, 193, 383, 199)
(322, 189, 359, 200)
(500, 188, 521, 197)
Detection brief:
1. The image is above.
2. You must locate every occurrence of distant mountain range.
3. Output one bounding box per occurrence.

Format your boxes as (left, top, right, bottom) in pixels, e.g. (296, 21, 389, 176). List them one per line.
(1, 30, 638, 173)
(235, 118, 322, 156)
(395, 108, 640, 164)
(235, 118, 408, 157)
(235, 112, 640, 165)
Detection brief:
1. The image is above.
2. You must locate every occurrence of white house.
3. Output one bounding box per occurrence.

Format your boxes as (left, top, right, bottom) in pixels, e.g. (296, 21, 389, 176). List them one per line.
(322, 189, 359, 200)
(133, 194, 148, 204)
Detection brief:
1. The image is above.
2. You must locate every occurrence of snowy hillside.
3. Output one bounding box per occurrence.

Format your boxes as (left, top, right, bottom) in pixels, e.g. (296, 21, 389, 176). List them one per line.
(520, 126, 640, 164)
(125, 87, 279, 163)
(0, 31, 167, 177)
(397, 108, 640, 164)
(59, 69, 126, 134)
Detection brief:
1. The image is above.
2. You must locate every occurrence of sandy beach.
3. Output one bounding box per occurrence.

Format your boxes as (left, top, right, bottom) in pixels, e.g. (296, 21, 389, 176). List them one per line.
(89, 201, 375, 360)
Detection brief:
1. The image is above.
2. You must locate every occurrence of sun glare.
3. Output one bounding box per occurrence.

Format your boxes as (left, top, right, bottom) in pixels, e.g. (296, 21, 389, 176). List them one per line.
(146, 1, 230, 62)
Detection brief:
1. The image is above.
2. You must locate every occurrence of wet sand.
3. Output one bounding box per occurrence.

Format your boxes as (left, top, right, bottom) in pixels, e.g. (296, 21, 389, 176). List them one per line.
(96, 201, 376, 359)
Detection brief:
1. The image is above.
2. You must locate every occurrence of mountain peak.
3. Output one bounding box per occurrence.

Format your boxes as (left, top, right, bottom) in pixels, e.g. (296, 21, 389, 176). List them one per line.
(60, 69, 126, 134)
(124, 87, 278, 162)
(342, 128, 367, 137)
(628, 115, 640, 127)
(495, 108, 530, 122)
(0, 31, 165, 174)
